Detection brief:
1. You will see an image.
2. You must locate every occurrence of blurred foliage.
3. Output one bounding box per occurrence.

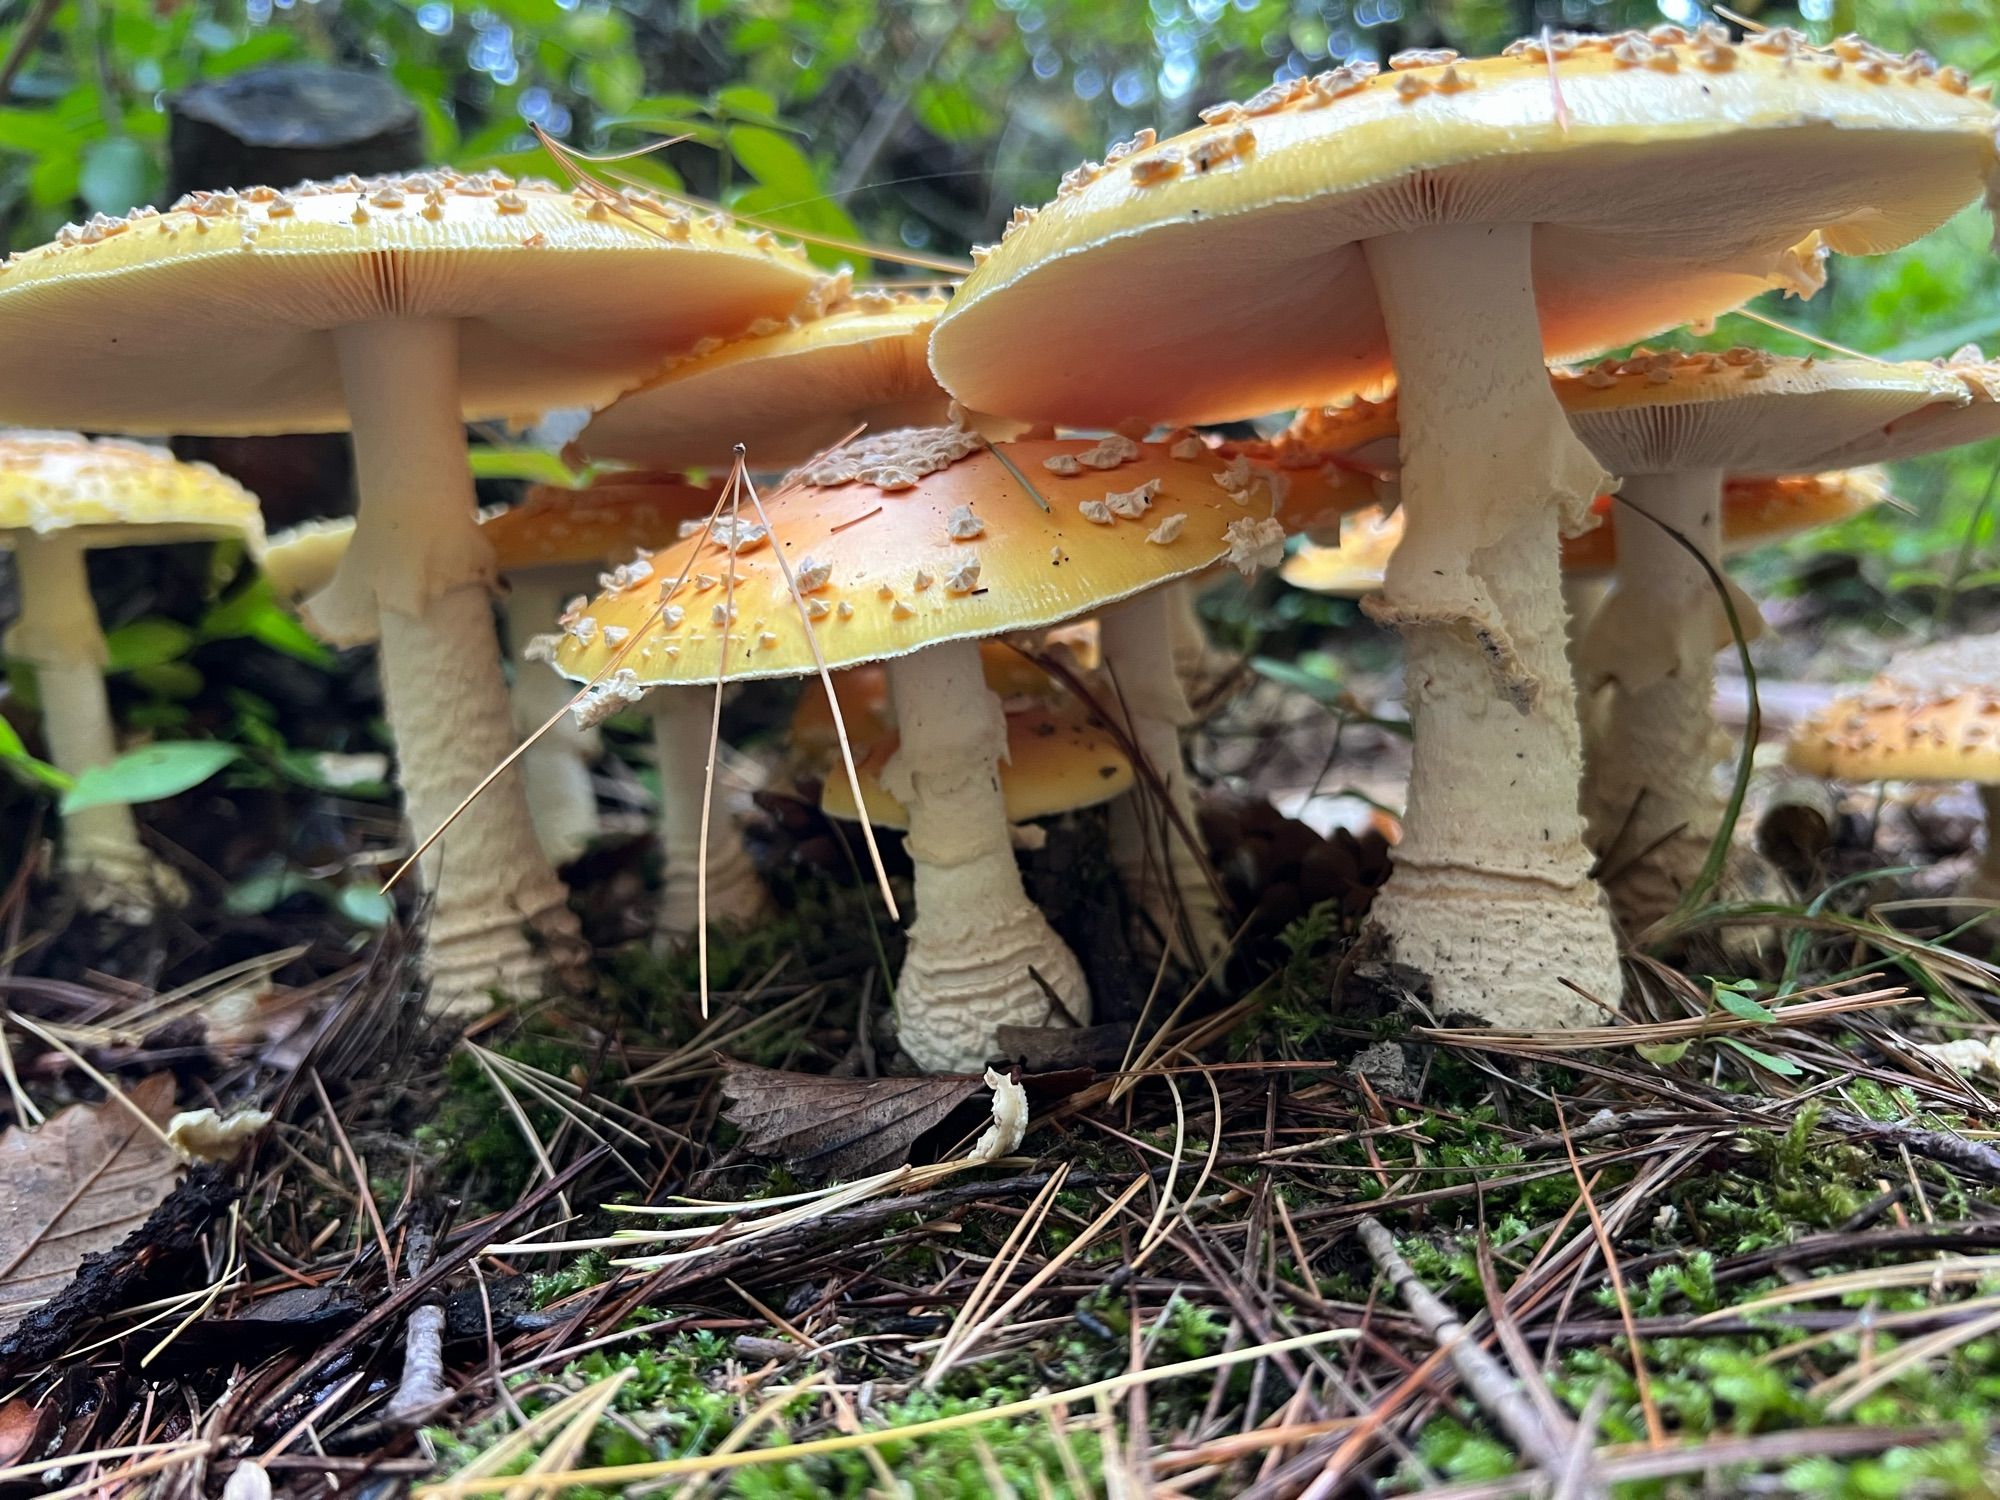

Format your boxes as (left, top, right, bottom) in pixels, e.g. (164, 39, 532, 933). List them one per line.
(0, 0, 1995, 581)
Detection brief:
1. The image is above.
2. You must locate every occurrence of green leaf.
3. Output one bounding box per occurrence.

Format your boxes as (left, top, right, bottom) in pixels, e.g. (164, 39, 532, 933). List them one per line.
(200, 577, 333, 667)
(1719, 1037, 1804, 1077)
(0, 715, 71, 792)
(78, 135, 154, 217)
(1249, 655, 1344, 703)
(1712, 980, 1778, 1025)
(103, 618, 197, 673)
(127, 661, 203, 701)
(729, 124, 819, 196)
(468, 447, 580, 485)
(61, 741, 241, 813)
(336, 884, 394, 927)
(1635, 1040, 1692, 1066)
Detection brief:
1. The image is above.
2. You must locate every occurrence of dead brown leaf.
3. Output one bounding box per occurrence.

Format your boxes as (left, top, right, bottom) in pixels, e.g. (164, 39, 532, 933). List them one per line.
(0, 1074, 178, 1338)
(0, 1393, 49, 1467)
(720, 1063, 983, 1180)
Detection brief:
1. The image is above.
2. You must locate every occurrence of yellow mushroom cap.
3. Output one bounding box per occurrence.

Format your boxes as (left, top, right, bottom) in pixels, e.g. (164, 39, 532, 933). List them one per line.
(1788, 633, 2000, 783)
(264, 516, 357, 605)
(931, 29, 1996, 426)
(1561, 469, 1891, 572)
(1552, 348, 1971, 474)
(1284, 469, 1889, 593)
(0, 431, 265, 551)
(821, 703, 1134, 827)
(578, 289, 953, 472)
(788, 639, 1069, 760)
(486, 471, 719, 572)
(0, 170, 823, 436)
(551, 427, 1308, 689)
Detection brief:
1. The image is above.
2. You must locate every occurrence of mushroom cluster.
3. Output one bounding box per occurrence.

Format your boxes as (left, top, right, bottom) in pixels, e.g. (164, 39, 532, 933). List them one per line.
(0, 24, 1995, 1075)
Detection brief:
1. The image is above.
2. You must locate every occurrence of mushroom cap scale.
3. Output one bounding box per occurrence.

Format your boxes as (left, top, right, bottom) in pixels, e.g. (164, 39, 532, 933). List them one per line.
(0, 171, 824, 435)
(551, 429, 1325, 688)
(1282, 468, 1889, 593)
(931, 29, 1997, 427)
(0, 431, 265, 550)
(578, 291, 952, 472)
(820, 702, 1135, 828)
(1788, 634, 2000, 783)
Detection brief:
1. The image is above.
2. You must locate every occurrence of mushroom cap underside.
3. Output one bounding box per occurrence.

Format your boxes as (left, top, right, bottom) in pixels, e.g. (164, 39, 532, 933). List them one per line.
(0, 171, 823, 435)
(931, 30, 1996, 426)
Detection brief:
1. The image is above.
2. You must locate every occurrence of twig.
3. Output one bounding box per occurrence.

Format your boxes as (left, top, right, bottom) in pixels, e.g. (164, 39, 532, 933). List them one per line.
(1355, 1216, 1578, 1485)
(385, 1201, 457, 1421)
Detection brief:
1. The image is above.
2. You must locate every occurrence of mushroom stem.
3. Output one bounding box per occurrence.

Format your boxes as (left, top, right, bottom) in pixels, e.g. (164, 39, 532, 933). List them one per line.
(503, 571, 603, 867)
(8, 531, 186, 910)
(1165, 580, 1210, 687)
(1101, 590, 1228, 963)
(1974, 784, 2000, 904)
(1579, 469, 1730, 932)
(325, 317, 585, 1014)
(884, 638, 1090, 1072)
(648, 685, 769, 941)
(1359, 221, 1621, 1027)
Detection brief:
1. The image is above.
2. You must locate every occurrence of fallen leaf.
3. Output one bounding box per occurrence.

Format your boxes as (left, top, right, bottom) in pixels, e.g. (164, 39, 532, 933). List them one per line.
(720, 1063, 983, 1180)
(0, 1075, 179, 1339)
(0, 1394, 49, 1467)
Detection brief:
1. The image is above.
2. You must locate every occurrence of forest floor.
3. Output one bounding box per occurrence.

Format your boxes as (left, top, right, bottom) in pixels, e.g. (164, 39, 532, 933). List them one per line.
(7, 576, 2000, 1498)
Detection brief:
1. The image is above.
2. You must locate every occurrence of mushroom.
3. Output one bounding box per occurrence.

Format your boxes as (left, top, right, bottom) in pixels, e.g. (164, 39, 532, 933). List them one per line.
(0, 170, 822, 1013)
(550, 426, 1289, 1071)
(933, 37, 1997, 1025)
(821, 701, 1134, 829)
(1283, 470, 1891, 664)
(576, 286, 953, 471)
(1552, 349, 1976, 931)
(267, 472, 771, 934)
(1787, 634, 2000, 902)
(0, 433, 264, 912)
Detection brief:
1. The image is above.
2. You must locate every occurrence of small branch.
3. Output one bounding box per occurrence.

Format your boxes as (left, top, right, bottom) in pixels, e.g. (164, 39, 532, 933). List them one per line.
(385, 1202, 457, 1421)
(1356, 1216, 1592, 1492)
(0, 0, 61, 101)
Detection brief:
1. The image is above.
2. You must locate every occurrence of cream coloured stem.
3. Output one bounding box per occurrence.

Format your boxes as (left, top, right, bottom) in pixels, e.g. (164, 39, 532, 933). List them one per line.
(884, 638, 1090, 1071)
(649, 685, 768, 941)
(1101, 590, 1227, 963)
(8, 531, 186, 911)
(1165, 579, 1210, 687)
(1360, 221, 1621, 1028)
(325, 318, 584, 1015)
(504, 570, 603, 867)
(1580, 470, 1729, 934)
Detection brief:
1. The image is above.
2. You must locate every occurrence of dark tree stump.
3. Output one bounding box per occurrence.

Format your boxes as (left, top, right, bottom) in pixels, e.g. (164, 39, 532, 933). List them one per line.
(165, 67, 426, 531)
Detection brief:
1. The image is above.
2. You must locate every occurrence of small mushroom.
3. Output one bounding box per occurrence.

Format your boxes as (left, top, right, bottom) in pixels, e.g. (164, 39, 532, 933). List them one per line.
(0, 434, 264, 914)
(549, 426, 1266, 1070)
(1788, 635, 2000, 902)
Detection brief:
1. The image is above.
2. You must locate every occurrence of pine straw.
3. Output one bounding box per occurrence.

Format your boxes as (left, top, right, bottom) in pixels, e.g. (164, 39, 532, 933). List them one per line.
(6, 822, 2000, 1496)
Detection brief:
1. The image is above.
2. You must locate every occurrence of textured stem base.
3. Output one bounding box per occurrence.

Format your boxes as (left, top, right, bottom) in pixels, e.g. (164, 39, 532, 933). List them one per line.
(380, 585, 587, 1015)
(1102, 592, 1228, 964)
(887, 640, 1089, 1072)
(1361, 222, 1622, 1029)
(10, 532, 187, 916)
(331, 319, 586, 1016)
(651, 686, 769, 942)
